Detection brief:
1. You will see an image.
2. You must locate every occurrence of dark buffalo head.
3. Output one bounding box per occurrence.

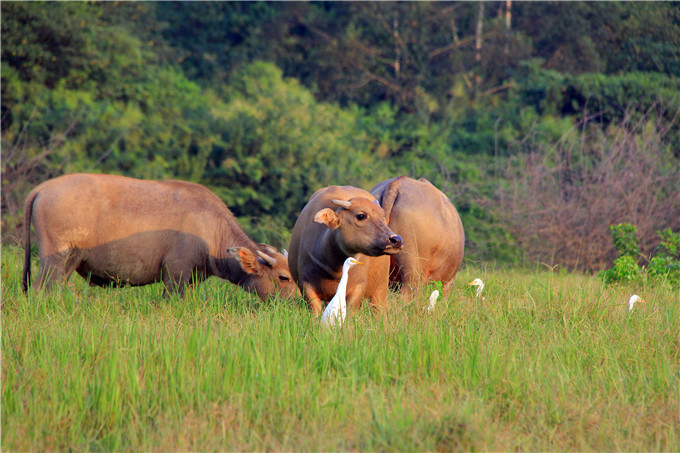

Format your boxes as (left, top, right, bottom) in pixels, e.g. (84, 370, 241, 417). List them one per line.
(313, 197, 403, 257)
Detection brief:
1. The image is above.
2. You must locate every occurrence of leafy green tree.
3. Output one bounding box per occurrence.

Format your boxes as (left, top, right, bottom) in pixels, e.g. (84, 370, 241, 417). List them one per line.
(601, 2, 680, 75)
(1, 2, 160, 99)
(2, 0, 216, 181)
(204, 62, 378, 240)
(2, 2, 217, 240)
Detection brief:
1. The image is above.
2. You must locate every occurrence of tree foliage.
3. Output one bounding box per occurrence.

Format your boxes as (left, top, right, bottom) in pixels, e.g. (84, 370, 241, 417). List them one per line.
(205, 62, 378, 225)
(2, 1, 679, 267)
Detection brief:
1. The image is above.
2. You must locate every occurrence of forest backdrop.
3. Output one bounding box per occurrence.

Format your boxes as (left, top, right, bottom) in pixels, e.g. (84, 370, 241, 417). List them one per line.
(2, 1, 679, 272)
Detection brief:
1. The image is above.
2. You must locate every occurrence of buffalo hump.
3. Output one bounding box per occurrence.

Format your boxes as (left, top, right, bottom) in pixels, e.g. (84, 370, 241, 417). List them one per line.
(371, 176, 465, 296)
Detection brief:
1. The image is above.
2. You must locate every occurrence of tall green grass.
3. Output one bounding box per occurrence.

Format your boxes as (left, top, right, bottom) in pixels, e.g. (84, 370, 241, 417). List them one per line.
(2, 246, 678, 451)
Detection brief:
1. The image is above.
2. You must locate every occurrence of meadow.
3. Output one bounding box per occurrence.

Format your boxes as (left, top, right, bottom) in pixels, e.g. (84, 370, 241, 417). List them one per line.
(2, 245, 678, 451)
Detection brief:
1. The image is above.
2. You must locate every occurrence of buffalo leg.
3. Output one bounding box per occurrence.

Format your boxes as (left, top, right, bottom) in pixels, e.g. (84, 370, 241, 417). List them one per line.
(161, 261, 204, 298)
(395, 253, 426, 296)
(160, 267, 191, 297)
(36, 251, 79, 291)
(302, 283, 323, 314)
(346, 283, 369, 312)
(441, 275, 455, 298)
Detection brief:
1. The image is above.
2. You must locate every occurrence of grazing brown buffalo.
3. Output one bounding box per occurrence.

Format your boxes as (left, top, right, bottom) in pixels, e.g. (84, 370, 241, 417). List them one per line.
(22, 173, 300, 300)
(288, 185, 403, 314)
(371, 176, 464, 296)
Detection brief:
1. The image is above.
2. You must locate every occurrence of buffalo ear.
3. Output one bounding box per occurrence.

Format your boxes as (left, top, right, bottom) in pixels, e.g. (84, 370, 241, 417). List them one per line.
(314, 208, 340, 230)
(228, 247, 261, 275)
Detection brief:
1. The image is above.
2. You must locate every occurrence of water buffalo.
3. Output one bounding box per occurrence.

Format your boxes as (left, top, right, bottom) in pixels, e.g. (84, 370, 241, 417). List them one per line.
(22, 173, 300, 300)
(371, 176, 464, 295)
(288, 185, 403, 314)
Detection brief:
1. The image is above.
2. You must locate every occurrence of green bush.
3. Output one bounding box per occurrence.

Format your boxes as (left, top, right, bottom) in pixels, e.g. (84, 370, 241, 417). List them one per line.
(599, 255, 642, 284)
(600, 224, 680, 286)
(657, 228, 680, 259)
(646, 229, 680, 285)
(609, 223, 640, 259)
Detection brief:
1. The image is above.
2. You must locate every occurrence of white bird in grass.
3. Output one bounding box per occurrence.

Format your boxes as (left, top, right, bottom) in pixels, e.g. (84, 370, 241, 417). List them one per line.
(321, 257, 363, 328)
(425, 289, 440, 313)
(628, 294, 646, 312)
(467, 278, 485, 298)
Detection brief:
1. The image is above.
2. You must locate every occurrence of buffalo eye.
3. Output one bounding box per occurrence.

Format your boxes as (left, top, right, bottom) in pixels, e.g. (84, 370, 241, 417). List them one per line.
(279, 275, 290, 282)
(356, 213, 367, 221)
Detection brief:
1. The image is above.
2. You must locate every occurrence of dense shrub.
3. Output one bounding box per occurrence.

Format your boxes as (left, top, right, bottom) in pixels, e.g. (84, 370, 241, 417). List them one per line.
(599, 224, 680, 286)
(646, 228, 680, 286)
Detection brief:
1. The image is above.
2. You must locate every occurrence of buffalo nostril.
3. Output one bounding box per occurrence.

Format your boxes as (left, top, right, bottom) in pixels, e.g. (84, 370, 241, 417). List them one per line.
(389, 235, 403, 248)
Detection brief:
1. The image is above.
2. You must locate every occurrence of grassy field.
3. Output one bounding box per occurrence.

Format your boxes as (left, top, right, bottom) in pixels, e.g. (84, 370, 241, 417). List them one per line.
(2, 245, 678, 451)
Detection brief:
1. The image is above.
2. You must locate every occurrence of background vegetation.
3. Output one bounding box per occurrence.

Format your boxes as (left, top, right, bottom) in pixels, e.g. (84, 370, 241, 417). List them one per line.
(2, 1, 680, 269)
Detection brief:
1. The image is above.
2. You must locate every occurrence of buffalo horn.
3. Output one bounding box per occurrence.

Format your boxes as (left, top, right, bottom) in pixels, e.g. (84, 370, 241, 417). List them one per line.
(256, 250, 277, 267)
(331, 199, 352, 210)
(258, 243, 278, 255)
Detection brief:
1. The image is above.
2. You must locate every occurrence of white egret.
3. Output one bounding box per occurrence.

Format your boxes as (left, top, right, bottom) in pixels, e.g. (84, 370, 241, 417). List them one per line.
(321, 257, 363, 328)
(628, 294, 646, 312)
(467, 278, 485, 298)
(426, 289, 440, 313)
